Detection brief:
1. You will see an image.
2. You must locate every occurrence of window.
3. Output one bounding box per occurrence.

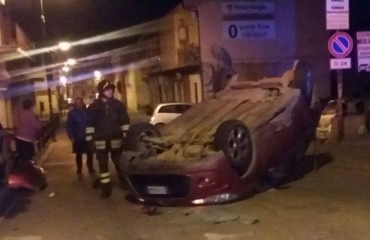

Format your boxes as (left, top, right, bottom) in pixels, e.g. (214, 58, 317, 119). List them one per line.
(158, 105, 176, 113)
(175, 104, 191, 113)
(158, 104, 191, 114)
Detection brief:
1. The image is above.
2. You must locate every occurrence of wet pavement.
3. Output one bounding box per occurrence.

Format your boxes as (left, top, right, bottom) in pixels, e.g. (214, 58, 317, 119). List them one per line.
(0, 113, 370, 239)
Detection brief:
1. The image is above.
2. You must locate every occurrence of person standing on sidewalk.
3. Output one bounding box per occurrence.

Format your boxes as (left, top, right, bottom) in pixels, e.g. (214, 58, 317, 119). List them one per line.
(85, 79, 130, 198)
(15, 100, 42, 165)
(67, 97, 95, 174)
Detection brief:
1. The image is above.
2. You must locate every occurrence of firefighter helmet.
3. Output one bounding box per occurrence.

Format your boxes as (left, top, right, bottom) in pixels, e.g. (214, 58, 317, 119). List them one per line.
(97, 79, 115, 95)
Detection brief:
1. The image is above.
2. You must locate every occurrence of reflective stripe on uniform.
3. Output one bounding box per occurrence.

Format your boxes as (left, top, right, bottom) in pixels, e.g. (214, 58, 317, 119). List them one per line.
(111, 139, 122, 149)
(121, 124, 129, 131)
(86, 127, 95, 134)
(100, 178, 111, 184)
(100, 172, 110, 178)
(86, 135, 92, 141)
(102, 81, 109, 89)
(94, 141, 106, 150)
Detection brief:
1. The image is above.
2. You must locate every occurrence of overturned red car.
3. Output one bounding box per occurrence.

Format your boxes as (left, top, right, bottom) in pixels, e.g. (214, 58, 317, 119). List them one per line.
(122, 59, 320, 205)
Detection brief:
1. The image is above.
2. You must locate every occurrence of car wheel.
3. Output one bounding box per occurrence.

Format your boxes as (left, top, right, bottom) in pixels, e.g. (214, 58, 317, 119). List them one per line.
(214, 120, 253, 176)
(125, 122, 161, 152)
(293, 61, 313, 105)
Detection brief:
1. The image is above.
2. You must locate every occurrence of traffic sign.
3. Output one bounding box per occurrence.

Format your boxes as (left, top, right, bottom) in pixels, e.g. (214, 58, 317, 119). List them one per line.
(326, 0, 349, 30)
(328, 32, 353, 58)
(330, 58, 351, 70)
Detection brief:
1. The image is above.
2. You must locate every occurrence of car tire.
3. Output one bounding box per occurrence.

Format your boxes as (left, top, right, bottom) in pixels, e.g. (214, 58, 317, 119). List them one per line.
(124, 122, 161, 152)
(293, 61, 313, 105)
(214, 120, 253, 176)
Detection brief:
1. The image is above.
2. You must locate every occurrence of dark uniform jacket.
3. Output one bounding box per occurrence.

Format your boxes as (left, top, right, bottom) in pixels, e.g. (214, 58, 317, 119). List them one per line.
(67, 107, 88, 142)
(86, 98, 130, 152)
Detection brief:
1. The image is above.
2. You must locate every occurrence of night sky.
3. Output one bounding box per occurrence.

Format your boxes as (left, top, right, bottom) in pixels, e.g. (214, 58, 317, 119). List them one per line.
(8, 0, 182, 54)
(7, 1, 370, 60)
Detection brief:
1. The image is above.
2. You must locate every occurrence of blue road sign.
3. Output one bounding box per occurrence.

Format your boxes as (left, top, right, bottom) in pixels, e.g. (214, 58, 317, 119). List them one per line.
(328, 32, 353, 58)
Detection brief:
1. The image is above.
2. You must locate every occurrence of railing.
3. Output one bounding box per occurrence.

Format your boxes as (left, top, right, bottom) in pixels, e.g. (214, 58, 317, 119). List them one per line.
(37, 114, 60, 151)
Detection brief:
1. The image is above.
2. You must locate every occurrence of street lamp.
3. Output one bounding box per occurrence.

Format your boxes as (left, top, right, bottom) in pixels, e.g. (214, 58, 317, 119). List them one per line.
(37, 1, 73, 118)
(38, 0, 54, 117)
(58, 41, 71, 51)
(62, 65, 70, 72)
(59, 76, 67, 86)
(66, 58, 76, 66)
(94, 70, 102, 79)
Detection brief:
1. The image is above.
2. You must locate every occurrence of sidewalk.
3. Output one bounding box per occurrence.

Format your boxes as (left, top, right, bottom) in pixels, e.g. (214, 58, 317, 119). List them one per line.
(0, 111, 151, 218)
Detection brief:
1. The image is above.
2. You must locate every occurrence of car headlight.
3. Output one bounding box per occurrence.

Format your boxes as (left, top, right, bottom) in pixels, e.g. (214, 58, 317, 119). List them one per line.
(191, 193, 238, 205)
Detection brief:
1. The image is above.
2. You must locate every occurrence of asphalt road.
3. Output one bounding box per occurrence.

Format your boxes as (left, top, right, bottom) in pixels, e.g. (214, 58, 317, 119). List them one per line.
(1, 115, 370, 240)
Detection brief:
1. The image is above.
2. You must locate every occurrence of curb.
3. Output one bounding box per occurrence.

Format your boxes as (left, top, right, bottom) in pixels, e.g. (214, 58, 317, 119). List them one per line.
(36, 141, 57, 167)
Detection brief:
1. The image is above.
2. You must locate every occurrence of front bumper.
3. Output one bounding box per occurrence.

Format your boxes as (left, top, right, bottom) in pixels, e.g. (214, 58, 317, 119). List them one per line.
(125, 153, 253, 205)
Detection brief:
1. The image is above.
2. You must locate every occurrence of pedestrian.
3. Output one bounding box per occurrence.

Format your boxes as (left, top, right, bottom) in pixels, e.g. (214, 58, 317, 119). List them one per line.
(67, 97, 95, 174)
(15, 100, 42, 165)
(85, 79, 130, 198)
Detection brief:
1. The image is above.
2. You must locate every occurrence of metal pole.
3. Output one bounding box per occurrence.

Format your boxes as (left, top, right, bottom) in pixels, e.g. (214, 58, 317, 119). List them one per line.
(39, 0, 53, 117)
(337, 69, 344, 141)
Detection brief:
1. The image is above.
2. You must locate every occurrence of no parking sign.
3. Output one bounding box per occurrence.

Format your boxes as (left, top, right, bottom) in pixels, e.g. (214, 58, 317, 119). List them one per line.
(328, 32, 353, 69)
(328, 32, 353, 58)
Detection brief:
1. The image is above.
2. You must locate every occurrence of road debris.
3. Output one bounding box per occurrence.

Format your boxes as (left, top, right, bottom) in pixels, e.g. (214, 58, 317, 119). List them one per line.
(141, 205, 160, 216)
(204, 233, 241, 240)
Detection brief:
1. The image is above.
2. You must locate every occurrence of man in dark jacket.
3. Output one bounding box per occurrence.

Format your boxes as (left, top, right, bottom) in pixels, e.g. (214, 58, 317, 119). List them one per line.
(86, 79, 130, 198)
(67, 97, 95, 174)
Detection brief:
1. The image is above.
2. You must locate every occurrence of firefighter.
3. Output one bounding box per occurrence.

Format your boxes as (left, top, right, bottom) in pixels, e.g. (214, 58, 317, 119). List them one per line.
(85, 79, 130, 198)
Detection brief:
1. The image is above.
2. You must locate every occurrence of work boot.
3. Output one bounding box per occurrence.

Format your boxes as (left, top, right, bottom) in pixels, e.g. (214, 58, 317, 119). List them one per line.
(100, 183, 112, 199)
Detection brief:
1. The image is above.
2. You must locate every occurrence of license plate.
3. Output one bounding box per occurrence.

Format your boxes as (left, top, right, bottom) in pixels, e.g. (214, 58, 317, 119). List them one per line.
(147, 186, 168, 195)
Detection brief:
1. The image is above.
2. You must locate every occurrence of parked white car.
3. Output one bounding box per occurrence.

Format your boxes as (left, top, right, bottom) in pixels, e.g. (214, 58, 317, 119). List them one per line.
(150, 102, 192, 127)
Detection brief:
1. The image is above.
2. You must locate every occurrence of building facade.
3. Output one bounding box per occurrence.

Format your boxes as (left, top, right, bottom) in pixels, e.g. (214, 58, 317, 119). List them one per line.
(0, 3, 41, 128)
(148, 5, 202, 106)
(183, 0, 331, 100)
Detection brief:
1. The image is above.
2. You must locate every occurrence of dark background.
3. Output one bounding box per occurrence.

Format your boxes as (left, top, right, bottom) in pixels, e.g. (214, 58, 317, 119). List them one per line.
(8, 0, 182, 42)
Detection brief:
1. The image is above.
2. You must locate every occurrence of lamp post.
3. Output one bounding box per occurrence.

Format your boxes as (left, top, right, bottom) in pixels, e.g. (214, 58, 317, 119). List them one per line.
(38, 0, 54, 117)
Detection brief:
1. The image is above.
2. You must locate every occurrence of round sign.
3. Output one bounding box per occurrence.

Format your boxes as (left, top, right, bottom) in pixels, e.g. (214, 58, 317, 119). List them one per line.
(328, 32, 353, 58)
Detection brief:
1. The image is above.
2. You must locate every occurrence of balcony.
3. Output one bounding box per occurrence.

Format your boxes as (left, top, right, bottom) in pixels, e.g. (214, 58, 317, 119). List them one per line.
(177, 43, 200, 66)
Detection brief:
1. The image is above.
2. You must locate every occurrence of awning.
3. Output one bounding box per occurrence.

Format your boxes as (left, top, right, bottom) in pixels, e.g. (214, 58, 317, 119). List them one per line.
(148, 64, 200, 77)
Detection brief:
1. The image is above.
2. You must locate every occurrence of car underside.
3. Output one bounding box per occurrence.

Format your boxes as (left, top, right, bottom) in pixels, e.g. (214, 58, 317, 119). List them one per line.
(122, 57, 321, 205)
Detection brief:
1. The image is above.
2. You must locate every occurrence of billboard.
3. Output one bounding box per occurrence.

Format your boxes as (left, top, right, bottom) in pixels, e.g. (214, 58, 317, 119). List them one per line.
(357, 31, 370, 72)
